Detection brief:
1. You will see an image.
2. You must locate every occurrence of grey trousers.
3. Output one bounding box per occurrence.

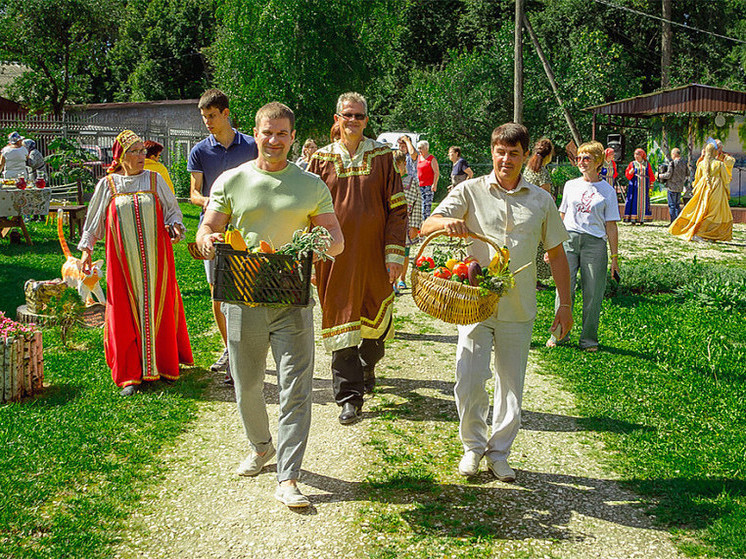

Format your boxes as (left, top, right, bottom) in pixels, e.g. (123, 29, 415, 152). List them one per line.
(552, 231, 608, 349)
(222, 302, 315, 482)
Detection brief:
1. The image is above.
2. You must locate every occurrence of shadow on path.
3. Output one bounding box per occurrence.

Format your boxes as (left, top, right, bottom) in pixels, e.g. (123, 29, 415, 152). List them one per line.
(394, 331, 459, 344)
(521, 409, 650, 434)
(298, 468, 694, 542)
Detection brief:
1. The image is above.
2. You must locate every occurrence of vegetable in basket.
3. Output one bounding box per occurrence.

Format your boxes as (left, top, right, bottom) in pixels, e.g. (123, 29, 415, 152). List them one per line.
(275, 226, 336, 262)
(224, 225, 247, 251)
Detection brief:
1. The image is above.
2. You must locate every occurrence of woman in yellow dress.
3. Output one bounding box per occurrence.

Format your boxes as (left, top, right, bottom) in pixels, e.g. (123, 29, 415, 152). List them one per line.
(669, 142, 734, 242)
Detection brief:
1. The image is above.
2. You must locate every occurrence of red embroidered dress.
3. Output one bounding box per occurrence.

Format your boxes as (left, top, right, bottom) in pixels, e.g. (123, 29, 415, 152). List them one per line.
(81, 171, 193, 387)
(308, 138, 408, 351)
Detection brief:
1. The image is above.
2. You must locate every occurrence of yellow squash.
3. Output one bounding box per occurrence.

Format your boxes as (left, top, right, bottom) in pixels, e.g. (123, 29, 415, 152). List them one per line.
(225, 225, 247, 251)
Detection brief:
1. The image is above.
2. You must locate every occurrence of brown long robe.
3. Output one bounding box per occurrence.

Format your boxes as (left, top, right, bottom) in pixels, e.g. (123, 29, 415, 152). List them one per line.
(309, 138, 407, 351)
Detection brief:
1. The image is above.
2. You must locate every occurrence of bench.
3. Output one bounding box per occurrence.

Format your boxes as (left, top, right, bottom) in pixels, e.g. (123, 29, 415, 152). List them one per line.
(47, 181, 87, 241)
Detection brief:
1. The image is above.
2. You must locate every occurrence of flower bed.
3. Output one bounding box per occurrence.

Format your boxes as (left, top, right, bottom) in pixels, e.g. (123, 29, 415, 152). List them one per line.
(1, 312, 43, 403)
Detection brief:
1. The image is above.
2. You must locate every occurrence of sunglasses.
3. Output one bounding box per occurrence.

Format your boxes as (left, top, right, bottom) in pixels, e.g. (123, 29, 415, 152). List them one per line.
(126, 148, 147, 156)
(336, 112, 367, 121)
(576, 155, 592, 162)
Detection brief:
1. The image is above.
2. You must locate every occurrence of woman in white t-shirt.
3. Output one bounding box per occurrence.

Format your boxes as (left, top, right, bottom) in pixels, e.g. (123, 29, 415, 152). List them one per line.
(0, 131, 29, 180)
(547, 140, 621, 352)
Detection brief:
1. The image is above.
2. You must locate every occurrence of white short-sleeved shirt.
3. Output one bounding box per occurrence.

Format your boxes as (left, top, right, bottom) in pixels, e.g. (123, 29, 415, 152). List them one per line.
(559, 177, 620, 239)
(433, 171, 569, 322)
(2, 145, 28, 179)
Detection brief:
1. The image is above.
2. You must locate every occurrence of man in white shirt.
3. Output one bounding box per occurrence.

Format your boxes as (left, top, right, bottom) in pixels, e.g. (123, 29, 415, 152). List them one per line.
(421, 122, 572, 482)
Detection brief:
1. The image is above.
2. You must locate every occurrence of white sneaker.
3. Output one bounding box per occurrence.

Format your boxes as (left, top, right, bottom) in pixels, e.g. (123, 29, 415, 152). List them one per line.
(487, 458, 516, 482)
(458, 451, 483, 476)
(274, 483, 310, 508)
(210, 348, 230, 372)
(236, 444, 276, 476)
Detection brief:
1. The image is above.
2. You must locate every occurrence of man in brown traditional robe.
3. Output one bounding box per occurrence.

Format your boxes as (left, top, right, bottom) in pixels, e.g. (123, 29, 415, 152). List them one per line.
(309, 92, 408, 425)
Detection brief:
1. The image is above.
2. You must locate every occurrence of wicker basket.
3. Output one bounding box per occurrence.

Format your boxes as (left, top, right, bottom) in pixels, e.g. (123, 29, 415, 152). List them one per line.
(410, 231, 507, 325)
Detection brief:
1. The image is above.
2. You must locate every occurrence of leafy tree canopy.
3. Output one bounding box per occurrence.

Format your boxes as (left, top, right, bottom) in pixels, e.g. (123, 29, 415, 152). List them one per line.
(209, 0, 401, 141)
(108, 0, 217, 102)
(0, 0, 116, 115)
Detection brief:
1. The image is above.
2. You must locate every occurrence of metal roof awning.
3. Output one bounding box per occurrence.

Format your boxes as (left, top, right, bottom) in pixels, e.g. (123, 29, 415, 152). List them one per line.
(584, 83, 746, 118)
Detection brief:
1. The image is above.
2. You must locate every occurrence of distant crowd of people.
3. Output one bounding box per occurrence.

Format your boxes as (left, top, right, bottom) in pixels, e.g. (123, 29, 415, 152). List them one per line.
(67, 84, 736, 509)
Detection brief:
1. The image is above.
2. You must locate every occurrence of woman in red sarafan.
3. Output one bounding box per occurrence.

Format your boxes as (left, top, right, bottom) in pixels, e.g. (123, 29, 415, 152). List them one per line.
(623, 148, 655, 224)
(78, 130, 193, 396)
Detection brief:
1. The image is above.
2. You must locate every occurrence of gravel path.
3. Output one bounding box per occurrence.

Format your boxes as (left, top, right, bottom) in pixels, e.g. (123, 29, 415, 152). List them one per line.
(110, 224, 739, 558)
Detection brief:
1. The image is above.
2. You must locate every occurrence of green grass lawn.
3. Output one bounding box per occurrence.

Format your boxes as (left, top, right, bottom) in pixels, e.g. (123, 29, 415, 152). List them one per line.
(532, 259, 746, 559)
(0, 204, 222, 558)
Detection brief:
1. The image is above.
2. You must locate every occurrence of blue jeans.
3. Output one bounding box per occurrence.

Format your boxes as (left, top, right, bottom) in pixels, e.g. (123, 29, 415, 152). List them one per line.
(667, 190, 682, 222)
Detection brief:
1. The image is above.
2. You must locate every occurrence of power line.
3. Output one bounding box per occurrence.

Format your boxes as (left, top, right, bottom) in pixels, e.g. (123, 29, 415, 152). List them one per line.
(590, 0, 746, 45)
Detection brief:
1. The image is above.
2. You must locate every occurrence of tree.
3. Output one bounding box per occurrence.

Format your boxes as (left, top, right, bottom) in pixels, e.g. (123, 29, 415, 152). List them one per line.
(0, 0, 116, 115)
(209, 0, 401, 141)
(385, 41, 515, 167)
(108, 0, 217, 102)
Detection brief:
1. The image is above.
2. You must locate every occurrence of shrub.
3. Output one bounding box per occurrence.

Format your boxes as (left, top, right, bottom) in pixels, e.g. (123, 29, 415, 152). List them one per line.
(47, 287, 84, 347)
(676, 272, 746, 312)
(45, 137, 97, 191)
(605, 257, 746, 311)
(550, 163, 580, 202)
(606, 258, 705, 296)
(169, 154, 191, 199)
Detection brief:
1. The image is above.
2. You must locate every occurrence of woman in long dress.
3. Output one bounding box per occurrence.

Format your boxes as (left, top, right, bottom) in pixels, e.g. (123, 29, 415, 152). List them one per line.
(78, 130, 193, 396)
(623, 148, 655, 224)
(669, 142, 734, 242)
(600, 147, 621, 201)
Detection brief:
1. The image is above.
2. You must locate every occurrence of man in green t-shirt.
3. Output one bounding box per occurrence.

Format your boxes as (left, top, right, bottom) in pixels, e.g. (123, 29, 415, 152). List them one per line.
(196, 102, 344, 508)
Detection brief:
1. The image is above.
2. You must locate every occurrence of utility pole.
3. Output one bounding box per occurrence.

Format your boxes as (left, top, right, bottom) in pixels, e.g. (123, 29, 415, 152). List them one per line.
(661, 0, 672, 156)
(661, 0, 672, 88)
(523, 13, 582, 146)
(513, 0, 523, 123)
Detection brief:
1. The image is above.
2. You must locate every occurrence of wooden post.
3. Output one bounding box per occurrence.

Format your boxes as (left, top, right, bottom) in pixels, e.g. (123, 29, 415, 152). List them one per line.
(523, 13, 582, 146)
(687, 115, 695, 195)
(513, 0, 523, 123)
(592, 113, 597, 141)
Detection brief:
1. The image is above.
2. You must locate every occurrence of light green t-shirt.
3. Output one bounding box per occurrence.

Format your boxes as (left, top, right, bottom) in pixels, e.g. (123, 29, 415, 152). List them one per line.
(208, 160, 335, 249)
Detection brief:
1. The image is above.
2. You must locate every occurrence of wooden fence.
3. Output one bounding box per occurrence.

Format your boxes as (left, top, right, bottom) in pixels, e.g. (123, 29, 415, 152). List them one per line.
(0, 112, 203, 184)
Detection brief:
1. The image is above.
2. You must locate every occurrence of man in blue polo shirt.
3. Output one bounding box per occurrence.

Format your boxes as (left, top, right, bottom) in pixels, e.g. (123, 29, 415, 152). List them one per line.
(189, 88, 258, 380)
